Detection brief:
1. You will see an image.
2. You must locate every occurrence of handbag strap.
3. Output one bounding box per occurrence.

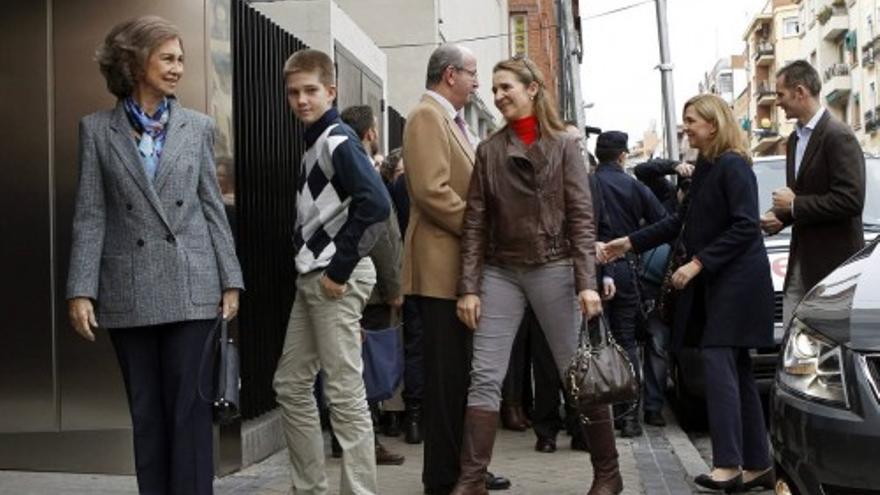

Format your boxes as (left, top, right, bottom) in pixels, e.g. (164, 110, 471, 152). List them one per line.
(577, 313, 617, 350)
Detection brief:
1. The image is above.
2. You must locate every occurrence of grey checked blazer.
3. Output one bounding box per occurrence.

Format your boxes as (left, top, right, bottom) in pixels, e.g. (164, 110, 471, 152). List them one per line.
(66, 99, 244, 329)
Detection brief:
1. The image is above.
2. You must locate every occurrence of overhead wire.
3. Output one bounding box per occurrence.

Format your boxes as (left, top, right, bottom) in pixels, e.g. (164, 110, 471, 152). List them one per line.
(377, 0, 653, 49)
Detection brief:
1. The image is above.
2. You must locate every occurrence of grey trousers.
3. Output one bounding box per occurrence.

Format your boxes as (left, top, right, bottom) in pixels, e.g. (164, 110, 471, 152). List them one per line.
(468, 261, 580, 411)
(783, 258, 805, 326)
(273, 258, 378, 495)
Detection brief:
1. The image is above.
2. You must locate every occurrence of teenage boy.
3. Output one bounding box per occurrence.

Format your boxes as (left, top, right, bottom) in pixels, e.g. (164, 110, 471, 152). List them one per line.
(273, 48, 390, 495)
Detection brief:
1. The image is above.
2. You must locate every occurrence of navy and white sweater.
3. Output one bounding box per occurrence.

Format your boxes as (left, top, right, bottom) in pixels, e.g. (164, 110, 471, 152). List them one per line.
(294, 108, 390, 283)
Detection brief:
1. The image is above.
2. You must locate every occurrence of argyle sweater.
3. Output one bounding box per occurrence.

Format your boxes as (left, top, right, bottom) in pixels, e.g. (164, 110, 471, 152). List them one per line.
(294, 108, 390, 283)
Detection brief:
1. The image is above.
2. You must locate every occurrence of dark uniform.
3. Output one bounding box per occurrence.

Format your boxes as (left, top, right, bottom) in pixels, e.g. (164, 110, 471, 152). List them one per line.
(631, 158, 685, 426)
(593, 132, 666, 436)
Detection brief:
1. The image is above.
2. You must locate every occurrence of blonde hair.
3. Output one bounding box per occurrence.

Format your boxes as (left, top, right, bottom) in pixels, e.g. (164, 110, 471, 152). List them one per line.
(493, 57, 565, 136)
(683, 94, 751, 164)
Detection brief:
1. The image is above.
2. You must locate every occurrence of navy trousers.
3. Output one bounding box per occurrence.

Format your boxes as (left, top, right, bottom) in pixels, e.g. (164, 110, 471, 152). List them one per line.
(109, 319, 215, 495)
(701, 347, 771, 470)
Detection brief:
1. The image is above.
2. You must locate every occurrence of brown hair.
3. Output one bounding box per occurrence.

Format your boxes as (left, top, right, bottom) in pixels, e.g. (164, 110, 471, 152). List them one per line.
(682, 94, 751, 164)
(283, 49, 335, 87)
(777, 60, 821, 97)
(493, 57, 565, 136)
(96, 16, 182, 99)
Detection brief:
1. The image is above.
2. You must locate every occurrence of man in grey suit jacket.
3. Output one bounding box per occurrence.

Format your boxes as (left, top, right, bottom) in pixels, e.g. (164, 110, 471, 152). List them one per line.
(762, 60, 865, 323)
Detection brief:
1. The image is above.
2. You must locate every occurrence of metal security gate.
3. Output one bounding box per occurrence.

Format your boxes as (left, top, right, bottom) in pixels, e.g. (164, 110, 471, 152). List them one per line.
(232, 0, 307, 420)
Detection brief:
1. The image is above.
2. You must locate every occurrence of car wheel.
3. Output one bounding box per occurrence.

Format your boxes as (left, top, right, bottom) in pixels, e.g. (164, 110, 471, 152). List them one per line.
(671, 360, 708, 431)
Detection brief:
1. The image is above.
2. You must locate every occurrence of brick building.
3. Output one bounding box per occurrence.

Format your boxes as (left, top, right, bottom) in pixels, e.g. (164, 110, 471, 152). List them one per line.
(508, 0, 567, 108)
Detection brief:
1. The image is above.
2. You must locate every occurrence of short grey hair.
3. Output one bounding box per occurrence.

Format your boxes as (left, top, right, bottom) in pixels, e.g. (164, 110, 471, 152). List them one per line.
(425, 44, 465, 89)
(96, 16, 182, 99)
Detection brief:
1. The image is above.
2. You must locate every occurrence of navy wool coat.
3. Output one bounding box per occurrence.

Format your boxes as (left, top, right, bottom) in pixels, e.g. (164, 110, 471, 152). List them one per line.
(629, 151, 774, 350)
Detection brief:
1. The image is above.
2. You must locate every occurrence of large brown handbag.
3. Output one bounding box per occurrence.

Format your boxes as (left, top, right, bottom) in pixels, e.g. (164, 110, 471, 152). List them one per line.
(564, 315, 639, 420)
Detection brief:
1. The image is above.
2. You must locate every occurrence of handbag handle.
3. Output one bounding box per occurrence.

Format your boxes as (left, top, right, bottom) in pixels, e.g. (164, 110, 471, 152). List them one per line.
(578, 313, 616, 350)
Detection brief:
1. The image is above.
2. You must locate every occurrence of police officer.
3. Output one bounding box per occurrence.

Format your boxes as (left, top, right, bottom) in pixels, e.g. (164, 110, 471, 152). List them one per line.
(593, 131, 667, 437)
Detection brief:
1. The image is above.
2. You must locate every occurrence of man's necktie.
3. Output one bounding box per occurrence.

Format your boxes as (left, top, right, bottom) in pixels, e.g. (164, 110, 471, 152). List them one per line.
(454, 114, 471, 148)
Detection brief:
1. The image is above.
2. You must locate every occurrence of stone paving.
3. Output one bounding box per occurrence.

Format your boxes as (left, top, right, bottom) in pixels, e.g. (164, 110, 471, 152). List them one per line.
(0, 428, 642, 495)
(0, 408, 724, 495)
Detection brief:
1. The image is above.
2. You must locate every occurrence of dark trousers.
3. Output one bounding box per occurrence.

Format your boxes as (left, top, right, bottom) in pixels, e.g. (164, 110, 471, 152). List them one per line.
(605, 262, 642, 386)
(415, 296, 472, 492)
(529, 310, 563, 440)
(642, 311, 670, 413)
(109, 319, 215, 495)
(402, 296, 425, 406)
(702, 347, 771, 470)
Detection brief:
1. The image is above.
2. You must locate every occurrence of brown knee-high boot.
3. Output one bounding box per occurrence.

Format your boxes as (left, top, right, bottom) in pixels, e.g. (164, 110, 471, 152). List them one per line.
(582, 405, 623, 495)
(450, 407, 499, 495)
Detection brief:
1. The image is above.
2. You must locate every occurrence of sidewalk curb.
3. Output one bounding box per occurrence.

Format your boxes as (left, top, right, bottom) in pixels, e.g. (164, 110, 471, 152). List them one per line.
(662, 409, 709, 479)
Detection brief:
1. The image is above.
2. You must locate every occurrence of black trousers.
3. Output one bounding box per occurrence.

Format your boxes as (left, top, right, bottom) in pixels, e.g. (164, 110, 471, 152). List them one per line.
(415, 296, 472, 492)
(402, 296, 425, 406)
(702, 347, 771, 470)
(109, 319, 215, 495)
(531, 319, 579, 441)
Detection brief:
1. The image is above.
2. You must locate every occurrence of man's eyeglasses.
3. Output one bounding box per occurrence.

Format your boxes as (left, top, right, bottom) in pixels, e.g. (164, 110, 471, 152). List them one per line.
(454, 66, 478, 78)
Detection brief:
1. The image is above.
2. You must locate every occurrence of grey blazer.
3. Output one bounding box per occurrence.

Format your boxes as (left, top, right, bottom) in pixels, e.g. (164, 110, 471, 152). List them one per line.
(66, 99, 244, 329)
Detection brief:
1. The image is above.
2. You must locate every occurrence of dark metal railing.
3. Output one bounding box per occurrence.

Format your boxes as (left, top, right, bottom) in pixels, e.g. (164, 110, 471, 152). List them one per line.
(233, 0, 307, 419)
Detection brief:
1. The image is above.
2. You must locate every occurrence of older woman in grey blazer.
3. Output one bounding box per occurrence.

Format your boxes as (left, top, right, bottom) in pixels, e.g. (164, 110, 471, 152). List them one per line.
(66, 16, 243, 495)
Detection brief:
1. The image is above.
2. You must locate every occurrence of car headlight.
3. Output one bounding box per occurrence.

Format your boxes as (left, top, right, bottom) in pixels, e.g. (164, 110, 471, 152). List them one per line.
(779, 318, 848, 407)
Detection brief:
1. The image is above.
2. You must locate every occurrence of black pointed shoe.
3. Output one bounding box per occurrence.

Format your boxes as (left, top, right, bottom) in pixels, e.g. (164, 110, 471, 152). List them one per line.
(694, 472, 743, 493)
(742, 468, 775, 491)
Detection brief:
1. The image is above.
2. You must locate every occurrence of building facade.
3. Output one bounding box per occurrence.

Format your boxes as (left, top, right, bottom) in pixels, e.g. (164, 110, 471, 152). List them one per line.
(336, 0, 508, 139)
(744, 0, 801, 156)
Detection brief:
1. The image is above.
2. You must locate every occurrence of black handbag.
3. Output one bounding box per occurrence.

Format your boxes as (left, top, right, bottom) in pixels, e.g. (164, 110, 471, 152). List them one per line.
(564, 315, 639, 421)
(657, 191, 693, 325)
(198, 316, 241, 425)
(657, 236, 688, 325)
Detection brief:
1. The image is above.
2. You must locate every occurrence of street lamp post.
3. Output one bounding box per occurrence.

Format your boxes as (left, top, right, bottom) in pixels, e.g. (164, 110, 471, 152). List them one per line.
(654, 0, 680, 160)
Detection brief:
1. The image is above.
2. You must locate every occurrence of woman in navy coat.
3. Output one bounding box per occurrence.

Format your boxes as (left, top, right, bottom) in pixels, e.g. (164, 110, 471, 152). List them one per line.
(602, 94, 774, 492)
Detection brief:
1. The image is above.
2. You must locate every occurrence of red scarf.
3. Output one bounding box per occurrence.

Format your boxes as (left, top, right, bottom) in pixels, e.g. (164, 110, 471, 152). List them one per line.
(510, 115, 539, 146)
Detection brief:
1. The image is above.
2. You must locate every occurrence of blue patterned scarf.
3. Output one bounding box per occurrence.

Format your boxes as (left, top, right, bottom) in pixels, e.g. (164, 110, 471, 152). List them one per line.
(123, 97, 170, 182)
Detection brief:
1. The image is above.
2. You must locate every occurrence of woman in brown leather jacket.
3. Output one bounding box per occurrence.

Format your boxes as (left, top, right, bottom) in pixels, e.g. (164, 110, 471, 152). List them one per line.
(450, 57, 622, 495)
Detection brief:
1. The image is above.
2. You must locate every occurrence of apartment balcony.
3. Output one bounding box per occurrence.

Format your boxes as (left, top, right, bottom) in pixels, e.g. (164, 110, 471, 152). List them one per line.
(863, 45, 876, 68)
(754, 41, 775, 67)
(754, 81, 776, 106)
(820, 7, 848, 41)
(823, 63, 851, 104)
(753, 126, 783, 154)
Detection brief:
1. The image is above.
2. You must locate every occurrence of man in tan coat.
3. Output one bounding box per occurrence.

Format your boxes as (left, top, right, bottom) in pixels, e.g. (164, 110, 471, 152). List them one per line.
(402, 44, 509, 495)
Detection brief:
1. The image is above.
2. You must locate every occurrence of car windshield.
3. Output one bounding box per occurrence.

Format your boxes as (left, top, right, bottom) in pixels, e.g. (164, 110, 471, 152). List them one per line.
(753, 157, 880, 230)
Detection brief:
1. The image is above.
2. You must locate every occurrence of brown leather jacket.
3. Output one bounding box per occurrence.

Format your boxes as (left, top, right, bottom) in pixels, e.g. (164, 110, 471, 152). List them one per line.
(458, 127, 597, 295)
